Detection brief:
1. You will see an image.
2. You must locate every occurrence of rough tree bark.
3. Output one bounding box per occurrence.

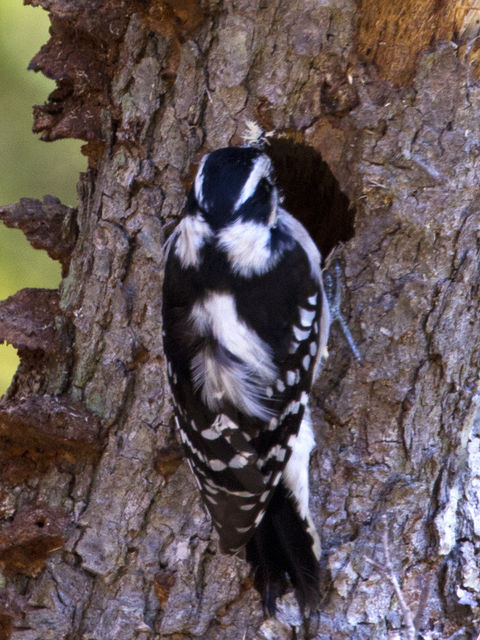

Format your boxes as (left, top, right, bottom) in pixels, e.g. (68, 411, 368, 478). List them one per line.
(0, 1, 479, 639)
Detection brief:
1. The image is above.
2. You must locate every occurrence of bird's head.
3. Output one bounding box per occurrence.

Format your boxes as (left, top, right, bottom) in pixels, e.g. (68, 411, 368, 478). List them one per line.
(189, 146, 278, 230)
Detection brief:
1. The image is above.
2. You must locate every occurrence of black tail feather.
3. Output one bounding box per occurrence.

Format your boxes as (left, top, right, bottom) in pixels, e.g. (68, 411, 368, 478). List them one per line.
(245, 481, 320, 615)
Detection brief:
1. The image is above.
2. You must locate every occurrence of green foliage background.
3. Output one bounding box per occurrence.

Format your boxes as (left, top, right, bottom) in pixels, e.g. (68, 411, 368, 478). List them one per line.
(0, 1, 84, 394)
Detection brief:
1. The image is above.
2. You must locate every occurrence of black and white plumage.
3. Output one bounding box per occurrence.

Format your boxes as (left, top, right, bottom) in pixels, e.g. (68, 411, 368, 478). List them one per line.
(162, 143, 331, 614)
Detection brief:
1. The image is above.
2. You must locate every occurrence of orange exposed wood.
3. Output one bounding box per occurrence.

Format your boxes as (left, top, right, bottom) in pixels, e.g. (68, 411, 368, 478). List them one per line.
(357, 0, 458, 85)
(0, 505, 70, 577)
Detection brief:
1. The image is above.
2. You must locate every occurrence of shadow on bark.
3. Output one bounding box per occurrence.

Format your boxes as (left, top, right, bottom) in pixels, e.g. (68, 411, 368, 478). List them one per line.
(268, 138, 355, 259)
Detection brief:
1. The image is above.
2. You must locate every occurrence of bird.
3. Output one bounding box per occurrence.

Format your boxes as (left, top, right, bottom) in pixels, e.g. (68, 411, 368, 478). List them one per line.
(162, 134, 331, 615)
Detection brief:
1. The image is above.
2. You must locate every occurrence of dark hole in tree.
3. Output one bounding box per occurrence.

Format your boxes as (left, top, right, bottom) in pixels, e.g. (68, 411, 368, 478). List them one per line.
(266, 139, 355, 259)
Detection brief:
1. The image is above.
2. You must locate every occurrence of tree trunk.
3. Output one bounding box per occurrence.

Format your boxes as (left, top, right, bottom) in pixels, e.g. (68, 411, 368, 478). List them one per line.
(1, 1, 480, 638)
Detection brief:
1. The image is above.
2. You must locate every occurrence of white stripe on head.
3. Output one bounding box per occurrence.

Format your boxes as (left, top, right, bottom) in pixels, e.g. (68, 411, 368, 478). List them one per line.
(234, 154, 272, 211)
(267, 185, 279, 227)
(194, 155, 208, 207)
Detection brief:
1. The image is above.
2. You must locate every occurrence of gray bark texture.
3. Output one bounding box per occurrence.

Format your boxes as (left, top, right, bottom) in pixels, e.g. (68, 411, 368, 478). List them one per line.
(0, 1, 480, 638)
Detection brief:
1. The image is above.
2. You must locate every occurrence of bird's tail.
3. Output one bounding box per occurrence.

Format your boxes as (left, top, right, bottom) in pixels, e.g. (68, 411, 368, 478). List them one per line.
(245, 481, 321, 616)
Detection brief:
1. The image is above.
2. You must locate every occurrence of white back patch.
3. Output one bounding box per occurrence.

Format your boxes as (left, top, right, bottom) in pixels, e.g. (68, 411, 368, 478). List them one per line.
(174, 214, 213, 269)
(190, 292, 277, 418)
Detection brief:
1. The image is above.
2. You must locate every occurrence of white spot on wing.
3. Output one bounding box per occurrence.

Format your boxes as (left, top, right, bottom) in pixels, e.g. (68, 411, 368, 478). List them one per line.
(267, 417, 278, 431)
(293, 325, 311, 342)
(204, 477, 222, 490)
(273, 471, 282, 486)
(288, 340, 300, 354)
(209, 459, 227, 471)
(270, 444, 286, 462)
(204, 484, 219, 495)
(201, 414, 239, 440)
(308, 293, 318, 305)
(299, 307, 316, 327)
(236, 525, 253, 533)
(286, 370, 296, 386)
(281, 399, 300, 418)
(229, 453, 250, 468)
(230, 490, 255, 497)
(254, 511, 266, 526)
(201, 428, 221, 440)
(213, 414, 238, 431)
(302, 354, 311, 370)
(240, 503, 256, 511)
